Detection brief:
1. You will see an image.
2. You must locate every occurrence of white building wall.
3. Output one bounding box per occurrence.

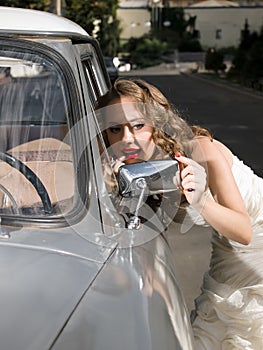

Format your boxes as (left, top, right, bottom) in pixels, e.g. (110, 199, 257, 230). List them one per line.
(117, 7, 263, 48)
(185, 7, 263, 48)
(117, 8, 151, 39)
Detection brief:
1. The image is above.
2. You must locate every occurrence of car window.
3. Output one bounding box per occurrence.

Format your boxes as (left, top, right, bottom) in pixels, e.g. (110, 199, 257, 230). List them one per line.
(76, 47, 123, 227)
(0, 45, 74, 218)
(77, 43, 117, 197)
(75, 46, 126, 234)
(76, 43, 109, 106)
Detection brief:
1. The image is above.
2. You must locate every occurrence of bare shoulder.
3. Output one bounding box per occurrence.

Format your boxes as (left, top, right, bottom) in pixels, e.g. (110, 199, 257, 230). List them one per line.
(192, 137, 239, 201)
(192, 136, 233, 167)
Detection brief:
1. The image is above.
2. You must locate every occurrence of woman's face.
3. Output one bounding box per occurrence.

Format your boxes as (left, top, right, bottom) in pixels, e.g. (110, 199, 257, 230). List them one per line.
(105, 96, 156, 164)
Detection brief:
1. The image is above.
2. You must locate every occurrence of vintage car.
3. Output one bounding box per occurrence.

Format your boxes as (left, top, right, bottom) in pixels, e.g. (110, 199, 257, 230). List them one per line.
(0, 6, 194, 350)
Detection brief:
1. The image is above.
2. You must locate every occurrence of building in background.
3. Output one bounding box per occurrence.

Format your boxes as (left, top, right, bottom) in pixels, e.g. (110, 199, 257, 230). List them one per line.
(117, 0, 151, 40)
(117, 0, 263, 48)
(186, 0, 263, 48)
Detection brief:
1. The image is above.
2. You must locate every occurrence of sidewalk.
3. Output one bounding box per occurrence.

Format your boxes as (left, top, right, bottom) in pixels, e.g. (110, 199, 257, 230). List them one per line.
(121, 63, 263, 99)
(120, 62, 181, 76)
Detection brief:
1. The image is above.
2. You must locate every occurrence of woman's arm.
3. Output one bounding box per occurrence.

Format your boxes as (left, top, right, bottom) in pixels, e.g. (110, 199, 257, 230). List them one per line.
(174, 138, 252, 245)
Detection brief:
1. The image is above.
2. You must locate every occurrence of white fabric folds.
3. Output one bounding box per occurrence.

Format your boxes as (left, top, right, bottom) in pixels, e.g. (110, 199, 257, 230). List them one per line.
(192, 156, 263, 349)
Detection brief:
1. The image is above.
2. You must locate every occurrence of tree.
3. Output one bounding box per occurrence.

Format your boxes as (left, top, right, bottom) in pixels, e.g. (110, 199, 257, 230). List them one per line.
(150, 7, 202, 52)
(0, 0, 121, 57)
(0, 0, 51, 11)
(123, 36, 167, 68)
(229, 21, 263, 82)
(64, 0, 121, 57)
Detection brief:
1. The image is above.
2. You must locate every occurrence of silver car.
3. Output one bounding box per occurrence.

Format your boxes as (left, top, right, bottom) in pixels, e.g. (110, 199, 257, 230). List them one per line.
(0, 6, 194, 350)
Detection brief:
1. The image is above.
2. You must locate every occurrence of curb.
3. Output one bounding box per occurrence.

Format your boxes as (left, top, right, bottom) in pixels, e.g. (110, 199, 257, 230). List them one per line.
(183, 72, 263, 100)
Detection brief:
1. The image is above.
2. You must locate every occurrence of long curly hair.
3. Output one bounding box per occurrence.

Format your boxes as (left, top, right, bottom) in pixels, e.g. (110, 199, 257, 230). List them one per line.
(96, 78, 212, 159)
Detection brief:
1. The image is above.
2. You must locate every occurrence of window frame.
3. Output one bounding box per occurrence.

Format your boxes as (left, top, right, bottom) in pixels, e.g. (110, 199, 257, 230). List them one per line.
(0, 37, 88, 227)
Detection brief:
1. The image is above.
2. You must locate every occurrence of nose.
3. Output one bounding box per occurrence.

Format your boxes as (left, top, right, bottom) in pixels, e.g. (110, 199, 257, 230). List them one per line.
(122, 125, 134, 143)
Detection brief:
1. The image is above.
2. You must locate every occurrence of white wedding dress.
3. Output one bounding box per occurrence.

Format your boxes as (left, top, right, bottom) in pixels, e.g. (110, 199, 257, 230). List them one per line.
(190, 155, 263, 349)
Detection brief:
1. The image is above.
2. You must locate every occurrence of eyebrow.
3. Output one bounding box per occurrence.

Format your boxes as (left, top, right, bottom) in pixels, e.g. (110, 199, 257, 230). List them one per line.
(130, 119, 145, 124)
(107, 118, 145, 126)
(106, 122, 122, 128)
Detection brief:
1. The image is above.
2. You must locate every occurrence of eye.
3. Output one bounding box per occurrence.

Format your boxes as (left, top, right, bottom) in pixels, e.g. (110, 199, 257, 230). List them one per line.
(133, 123, 145, 131)
(109, 126, 121, 134)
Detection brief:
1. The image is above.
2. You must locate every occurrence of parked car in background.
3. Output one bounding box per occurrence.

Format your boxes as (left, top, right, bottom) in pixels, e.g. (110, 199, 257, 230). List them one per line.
(117, 54, 133, 72)
(104, 56, 119, 84)
(0, 6, 194, 350)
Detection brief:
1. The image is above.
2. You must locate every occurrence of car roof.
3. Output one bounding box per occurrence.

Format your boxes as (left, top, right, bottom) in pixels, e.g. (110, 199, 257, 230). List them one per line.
(0, 6, 89, 38)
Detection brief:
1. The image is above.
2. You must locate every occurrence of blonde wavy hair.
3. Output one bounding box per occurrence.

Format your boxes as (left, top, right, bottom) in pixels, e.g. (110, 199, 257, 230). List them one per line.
(96, 78, 212, 159)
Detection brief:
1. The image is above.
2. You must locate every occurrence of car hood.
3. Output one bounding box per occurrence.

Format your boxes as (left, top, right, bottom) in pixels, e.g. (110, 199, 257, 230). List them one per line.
(0, 230, 115, 350)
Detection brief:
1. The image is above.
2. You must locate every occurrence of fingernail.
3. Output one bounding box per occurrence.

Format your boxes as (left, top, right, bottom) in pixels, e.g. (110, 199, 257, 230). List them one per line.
(118, 156, 126, 162)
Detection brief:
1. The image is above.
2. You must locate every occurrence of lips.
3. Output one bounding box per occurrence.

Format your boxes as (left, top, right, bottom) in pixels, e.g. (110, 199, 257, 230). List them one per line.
(122, 148, 140, 159)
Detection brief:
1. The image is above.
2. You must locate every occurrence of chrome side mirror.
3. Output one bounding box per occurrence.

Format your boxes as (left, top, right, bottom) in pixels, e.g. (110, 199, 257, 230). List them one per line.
(118, 159, 179, 198)
(118, 160, 179, 230)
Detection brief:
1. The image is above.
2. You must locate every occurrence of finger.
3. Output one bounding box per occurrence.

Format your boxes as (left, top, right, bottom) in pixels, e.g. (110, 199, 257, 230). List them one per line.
(183, 184, 195, 192)
(180, 165, 194, 180)
(174, 154, 193, 167)
(181, 177, 196, 192)
(113, 156, 126, 174)
(174, 155, 195, 183)
(175, 154, 206, 174)
(110, 155, 126, 167)
(173, 170, 181, 188)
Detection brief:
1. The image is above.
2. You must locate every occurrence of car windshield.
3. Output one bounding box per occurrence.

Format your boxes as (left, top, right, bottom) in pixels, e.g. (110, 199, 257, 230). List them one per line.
(0, 45, 74, 218)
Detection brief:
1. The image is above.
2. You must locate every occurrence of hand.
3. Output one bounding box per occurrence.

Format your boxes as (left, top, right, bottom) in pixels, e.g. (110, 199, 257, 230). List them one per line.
(110, 156, 126, 176)
(174, 154, 207, 211)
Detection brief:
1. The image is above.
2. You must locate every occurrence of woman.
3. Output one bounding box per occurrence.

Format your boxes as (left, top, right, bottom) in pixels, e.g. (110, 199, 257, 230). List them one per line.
(96, 78, 263, 349)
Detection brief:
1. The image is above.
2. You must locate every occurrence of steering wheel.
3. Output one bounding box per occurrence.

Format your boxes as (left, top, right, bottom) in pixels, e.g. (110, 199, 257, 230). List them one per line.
(0, 152, 52, 214)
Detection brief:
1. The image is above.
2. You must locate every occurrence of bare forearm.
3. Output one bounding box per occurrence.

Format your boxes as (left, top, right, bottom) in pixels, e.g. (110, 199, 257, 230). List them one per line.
(195, 197, 252, 245)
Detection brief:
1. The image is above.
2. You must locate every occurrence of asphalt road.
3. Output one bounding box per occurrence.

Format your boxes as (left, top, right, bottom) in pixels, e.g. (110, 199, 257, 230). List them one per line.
(120, 68, 263, 313)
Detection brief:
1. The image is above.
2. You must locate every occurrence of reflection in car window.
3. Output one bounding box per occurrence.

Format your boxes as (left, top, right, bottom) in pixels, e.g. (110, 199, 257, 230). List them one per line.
(79, 44, 109, 106)
(78, 46, 118, 198)
(96, 123, 119, 198)
(0, 48, 74, 218)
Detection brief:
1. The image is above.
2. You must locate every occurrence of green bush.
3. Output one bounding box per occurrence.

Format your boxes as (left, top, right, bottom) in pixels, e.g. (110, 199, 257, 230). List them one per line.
(178, 38, 202, 52)
(227, 24, 263, 86)
(122, 37, 168, 68)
